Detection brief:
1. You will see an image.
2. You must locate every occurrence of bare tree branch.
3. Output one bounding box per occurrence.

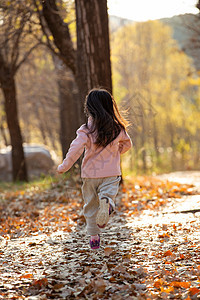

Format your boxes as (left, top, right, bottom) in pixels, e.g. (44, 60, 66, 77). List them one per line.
(41, 0, 76, 74)
(15, 42, 40, 73)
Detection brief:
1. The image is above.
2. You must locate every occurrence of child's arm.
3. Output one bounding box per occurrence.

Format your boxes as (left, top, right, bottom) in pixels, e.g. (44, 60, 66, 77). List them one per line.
(57, 126, 88, 174)
(119, 130, 132, 154)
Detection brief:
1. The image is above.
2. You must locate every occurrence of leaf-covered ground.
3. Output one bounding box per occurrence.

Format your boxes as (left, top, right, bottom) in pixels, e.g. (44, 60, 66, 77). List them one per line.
(0, 172, 200, 299)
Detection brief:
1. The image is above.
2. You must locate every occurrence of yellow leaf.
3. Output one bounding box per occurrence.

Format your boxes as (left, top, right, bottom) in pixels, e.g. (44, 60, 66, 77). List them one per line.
(160, 286, 174, 293)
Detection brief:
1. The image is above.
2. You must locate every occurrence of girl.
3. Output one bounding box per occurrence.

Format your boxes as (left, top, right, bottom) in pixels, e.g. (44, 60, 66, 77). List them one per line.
(57, 88, 132, 249)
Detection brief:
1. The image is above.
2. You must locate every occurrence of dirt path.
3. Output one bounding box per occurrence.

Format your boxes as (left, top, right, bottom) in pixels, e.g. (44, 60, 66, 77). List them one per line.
(158, 171, 200, 214)
(158, 171, 200, 191)
(0, 172, 200, 299)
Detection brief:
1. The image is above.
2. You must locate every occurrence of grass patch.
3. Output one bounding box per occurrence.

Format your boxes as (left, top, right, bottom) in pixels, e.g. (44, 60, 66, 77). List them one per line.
(0, 173, 72, 193)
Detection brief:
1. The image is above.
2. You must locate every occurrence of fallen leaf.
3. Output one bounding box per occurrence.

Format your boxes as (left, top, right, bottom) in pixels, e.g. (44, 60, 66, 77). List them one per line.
(20, 273, 33, 279)
(189, 287, 200, 295)
(32, 278, 48, 289)
(153, 278, 164, 288)
(104, 247, 113, 256)
(53, 283, 65, 290)
(163, 250, 173, 257)
(170, 281, 191, 288)
(94, 279, 106, 294)
(160, 286, 174, 293)
(28, 242, 37, 247)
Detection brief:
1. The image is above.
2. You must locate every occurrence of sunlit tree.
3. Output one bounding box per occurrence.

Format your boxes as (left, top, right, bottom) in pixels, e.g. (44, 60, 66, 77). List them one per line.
(112, 20, 200, 172)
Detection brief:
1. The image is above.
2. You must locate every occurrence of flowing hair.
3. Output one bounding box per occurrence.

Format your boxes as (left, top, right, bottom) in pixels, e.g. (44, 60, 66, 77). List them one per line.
(84, 88, 128, 148)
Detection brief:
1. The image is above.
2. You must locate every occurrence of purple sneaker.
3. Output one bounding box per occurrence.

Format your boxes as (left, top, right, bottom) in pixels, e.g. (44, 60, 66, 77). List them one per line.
(90, 235, 100, 249)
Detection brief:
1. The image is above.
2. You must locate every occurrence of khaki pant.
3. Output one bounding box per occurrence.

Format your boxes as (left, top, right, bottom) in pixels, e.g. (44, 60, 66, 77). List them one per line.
(81, 176, 121, 235)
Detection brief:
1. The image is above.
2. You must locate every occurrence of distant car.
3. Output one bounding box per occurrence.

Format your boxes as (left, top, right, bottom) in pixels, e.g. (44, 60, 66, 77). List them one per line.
(0, 144, 55, 181)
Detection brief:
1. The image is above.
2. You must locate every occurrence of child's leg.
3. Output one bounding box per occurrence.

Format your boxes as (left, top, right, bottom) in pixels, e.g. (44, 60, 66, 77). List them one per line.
(96, 176, 121, 228)
(82, 178, 101, 236)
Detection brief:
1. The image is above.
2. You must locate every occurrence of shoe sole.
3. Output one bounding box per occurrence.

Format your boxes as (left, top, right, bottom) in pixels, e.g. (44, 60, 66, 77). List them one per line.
(96, 198, 109, 228)
(90, 245, 100, 249)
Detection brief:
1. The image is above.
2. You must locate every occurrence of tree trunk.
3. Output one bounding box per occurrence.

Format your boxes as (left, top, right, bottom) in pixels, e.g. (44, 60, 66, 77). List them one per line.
(0, 117, 9, 147)
(41, 0, 112, 169)
(42, 0, 112, 119)
(75, 0, 112, 96)
(34, 104, 48, 145)
(153, 118, 159, 159)
(42, 0, 85, 124)
(168, 122, 175, 170)
(197, 0, 200, 11)
(141, 114, 147, 172)
(1, 75, 28, 181)
(53, 57, 81, 158)
(42, 0, 76, 74)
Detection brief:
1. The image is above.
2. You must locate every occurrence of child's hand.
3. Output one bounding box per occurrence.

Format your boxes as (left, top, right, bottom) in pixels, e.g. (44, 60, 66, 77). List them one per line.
(56, 169, 63, 174)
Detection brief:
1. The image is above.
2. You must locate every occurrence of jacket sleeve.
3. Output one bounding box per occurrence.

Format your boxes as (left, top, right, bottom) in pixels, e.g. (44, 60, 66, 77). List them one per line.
(119, 130, 132, 154)
(57, 125, 88, 173)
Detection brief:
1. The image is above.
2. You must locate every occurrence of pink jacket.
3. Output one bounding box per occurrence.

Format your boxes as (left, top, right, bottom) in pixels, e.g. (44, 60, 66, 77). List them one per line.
(57, 123, 132, 178)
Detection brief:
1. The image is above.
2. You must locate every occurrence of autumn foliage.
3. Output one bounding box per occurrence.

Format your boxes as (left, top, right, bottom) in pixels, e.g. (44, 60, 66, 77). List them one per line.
(0, 174, 200, 299)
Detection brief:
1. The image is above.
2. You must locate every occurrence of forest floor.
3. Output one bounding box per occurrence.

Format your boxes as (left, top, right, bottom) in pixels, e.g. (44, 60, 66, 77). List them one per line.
(0, 171, 200, 300)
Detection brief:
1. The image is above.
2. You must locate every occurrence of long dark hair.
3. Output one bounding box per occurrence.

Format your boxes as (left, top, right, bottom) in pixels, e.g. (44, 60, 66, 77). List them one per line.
(84, 88, 128, 148)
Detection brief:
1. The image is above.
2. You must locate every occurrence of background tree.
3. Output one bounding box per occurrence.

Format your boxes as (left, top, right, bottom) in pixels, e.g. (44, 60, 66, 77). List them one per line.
(34, 0, 112, 157)
(0, 0, 112, 162)
(40, 0, 112, 96)
(16, 49, 60, 150)
(0, 2, 39, 181)
(112, 20, 200, 173)
(53, 56, 80, 158)
(30, 0, 79, 157)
